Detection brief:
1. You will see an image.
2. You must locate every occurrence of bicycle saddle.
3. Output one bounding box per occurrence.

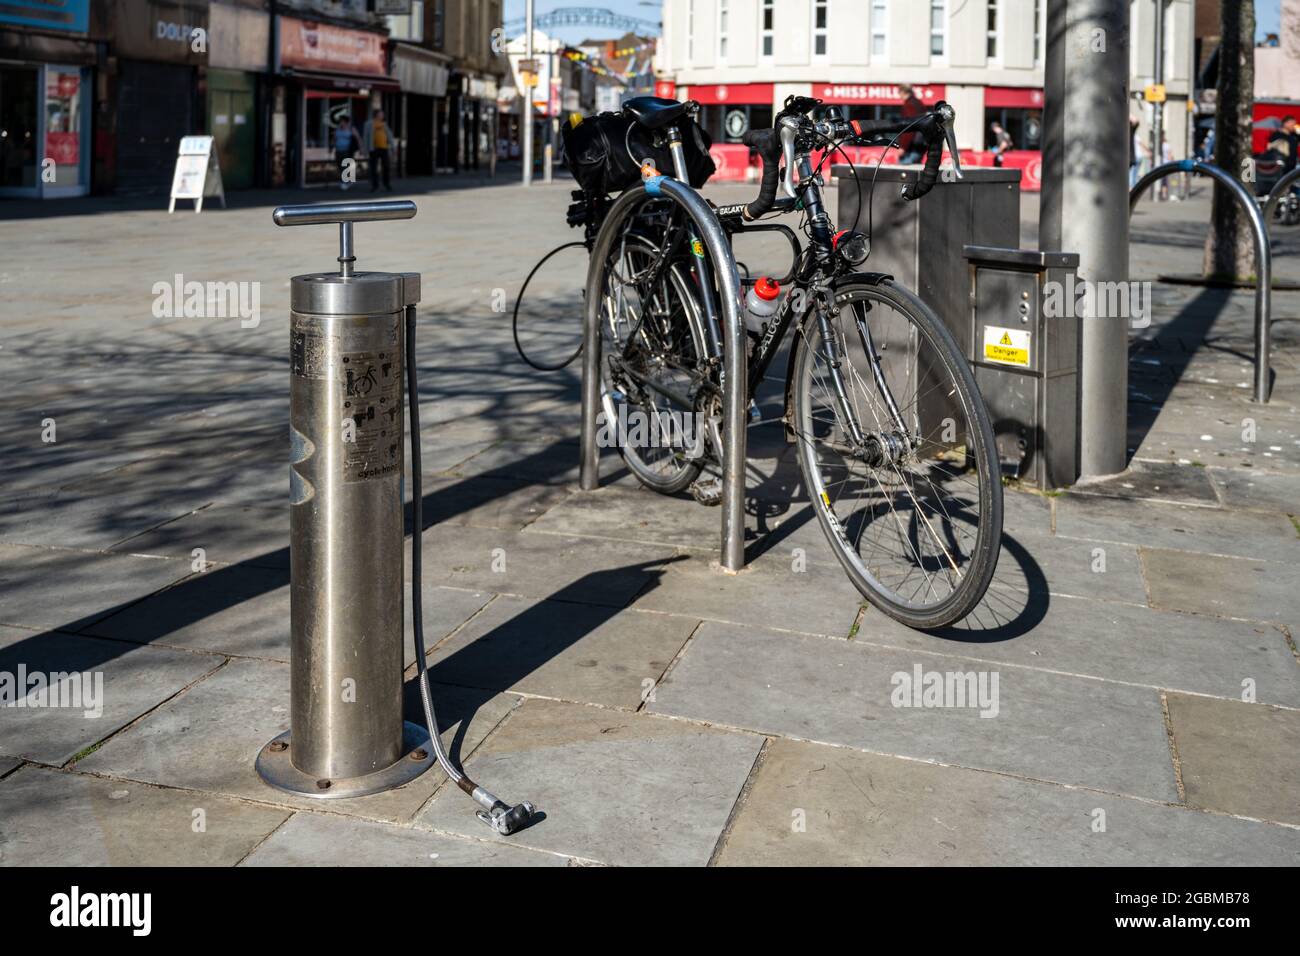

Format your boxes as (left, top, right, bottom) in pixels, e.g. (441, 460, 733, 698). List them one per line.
(624, 96, 692, 131)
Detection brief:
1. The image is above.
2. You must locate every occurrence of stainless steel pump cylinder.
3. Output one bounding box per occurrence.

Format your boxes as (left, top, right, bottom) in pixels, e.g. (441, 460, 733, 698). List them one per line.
(257, 269, 431, 799)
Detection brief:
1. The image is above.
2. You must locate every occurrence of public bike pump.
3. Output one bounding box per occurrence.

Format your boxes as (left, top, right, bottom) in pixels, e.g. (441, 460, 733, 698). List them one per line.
(256, 200, 537, 835)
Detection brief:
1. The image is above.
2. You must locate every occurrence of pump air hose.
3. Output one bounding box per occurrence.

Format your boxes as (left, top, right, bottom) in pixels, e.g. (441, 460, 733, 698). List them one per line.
(405, 305, 538, 836)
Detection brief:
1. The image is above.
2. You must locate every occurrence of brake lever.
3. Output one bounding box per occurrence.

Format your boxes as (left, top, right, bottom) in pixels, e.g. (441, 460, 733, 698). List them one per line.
(937, 102, 963, 180)
(779, 120, 799, 200)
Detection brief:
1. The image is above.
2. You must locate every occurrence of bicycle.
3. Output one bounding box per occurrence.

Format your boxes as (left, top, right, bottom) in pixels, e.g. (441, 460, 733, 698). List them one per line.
(590, 94, 1002, 629)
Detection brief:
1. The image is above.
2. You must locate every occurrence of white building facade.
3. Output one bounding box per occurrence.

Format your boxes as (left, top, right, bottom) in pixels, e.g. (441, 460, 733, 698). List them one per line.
(658, 0, 1195, 161)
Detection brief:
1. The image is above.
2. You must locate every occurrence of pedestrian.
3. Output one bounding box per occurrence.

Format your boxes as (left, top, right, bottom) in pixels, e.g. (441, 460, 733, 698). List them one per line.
(990, 122, 1013, 167)
(334, 116, 357, 190)
(363, 108, 394, 192)
(1158, 135, 1178, 200)
(1200, 126, 1215, 163)
(898, 83, 925, 164)
(1129, 117, 1141, 187)
(1269, 115, 1298, 173)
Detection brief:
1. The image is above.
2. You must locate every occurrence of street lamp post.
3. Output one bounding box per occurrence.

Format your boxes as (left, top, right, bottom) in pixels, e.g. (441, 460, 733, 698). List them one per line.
(1040, 0, 1132, 478)
(1151, 0, 1166, 200)
(523, 0, 534, 187)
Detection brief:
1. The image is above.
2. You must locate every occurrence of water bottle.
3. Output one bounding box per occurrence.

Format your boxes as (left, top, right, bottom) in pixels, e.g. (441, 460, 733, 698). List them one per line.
(743, 277, 781, 333)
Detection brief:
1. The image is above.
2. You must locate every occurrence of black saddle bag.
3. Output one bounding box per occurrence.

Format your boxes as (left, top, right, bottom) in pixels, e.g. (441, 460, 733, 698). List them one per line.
(562, 111, 715, 197)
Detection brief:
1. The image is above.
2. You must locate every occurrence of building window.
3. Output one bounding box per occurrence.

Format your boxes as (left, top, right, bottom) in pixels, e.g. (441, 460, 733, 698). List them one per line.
(813, 0, 829, 58)
(431, 0, 444, 50)
(1033, 0, 1043, 64)
(761, 0, 775, 58)
(987, 0, 1001, 60)
(871, 0, 887, 58)
(718, 0, 729, 60)
(930, 0, 946, 57)
(687, 0, 696, 60)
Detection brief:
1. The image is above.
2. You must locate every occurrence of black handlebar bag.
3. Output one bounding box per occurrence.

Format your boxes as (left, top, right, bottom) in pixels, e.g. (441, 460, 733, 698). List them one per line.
(562, 111, 716, 197)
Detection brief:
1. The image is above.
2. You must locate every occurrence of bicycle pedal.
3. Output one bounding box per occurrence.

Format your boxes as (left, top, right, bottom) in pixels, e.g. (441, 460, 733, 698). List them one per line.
(690, 477, 723, 507)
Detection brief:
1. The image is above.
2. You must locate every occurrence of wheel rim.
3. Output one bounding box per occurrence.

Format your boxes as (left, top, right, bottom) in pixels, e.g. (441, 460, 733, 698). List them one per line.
(795, 287, 992, 614)
(598, 228, 707, 486)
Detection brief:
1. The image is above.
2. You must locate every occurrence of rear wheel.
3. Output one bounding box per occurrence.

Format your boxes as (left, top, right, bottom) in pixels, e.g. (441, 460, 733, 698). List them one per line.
(596, 226, 708, 494)
(792, 279, 1002, 629)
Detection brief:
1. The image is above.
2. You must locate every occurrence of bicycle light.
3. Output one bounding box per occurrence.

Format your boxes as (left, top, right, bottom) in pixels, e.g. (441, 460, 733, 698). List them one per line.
(833, 230, 870, 266)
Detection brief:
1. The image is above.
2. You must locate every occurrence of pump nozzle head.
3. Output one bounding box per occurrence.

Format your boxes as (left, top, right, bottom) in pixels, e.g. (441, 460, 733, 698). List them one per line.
(477, 801, 539, 835)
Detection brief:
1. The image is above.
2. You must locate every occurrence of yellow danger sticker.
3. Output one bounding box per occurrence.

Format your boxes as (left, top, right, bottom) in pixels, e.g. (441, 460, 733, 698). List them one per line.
(983, 326, 1031, 366)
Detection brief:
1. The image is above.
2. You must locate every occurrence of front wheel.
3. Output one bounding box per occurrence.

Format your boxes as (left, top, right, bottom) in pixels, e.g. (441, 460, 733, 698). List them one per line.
(792, 279, 1002, 629)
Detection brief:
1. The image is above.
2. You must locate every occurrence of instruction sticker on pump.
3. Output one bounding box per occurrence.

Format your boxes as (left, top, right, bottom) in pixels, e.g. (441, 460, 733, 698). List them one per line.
(983, 326, 1031, 367)
(341, 349, 402, 483)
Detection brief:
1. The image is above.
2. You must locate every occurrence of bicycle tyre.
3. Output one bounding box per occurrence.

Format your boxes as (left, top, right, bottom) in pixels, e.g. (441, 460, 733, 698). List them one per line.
(792, 278, 1003, 629)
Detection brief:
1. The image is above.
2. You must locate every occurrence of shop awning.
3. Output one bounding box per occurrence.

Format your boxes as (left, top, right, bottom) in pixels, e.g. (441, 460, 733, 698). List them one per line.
(985, 87, 1045, 109)
(687, 83, 774, 105)
(392, 44, 450, 97)
(285, 68, 400, 92)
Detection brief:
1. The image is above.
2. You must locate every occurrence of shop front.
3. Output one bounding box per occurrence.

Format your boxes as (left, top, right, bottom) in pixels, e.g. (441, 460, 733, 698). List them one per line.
(0, 0, 94, 199)
(277, 15, 395, 188)
(682, 82, 773, 147)
(108, 0, 208, 195)
(391, 43, 449, 178)
(983, 86, 1045, 152)
(813, 82, 947, 124)
(448, 71, 498, 174)
(207, 1, 269, 190)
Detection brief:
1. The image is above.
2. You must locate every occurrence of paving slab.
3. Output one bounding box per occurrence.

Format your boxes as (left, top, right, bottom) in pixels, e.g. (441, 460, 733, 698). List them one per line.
(1167, 693, 1300, 826)
(0, 757, 21, 778)
(416, 523, 677, 609)
(527, 481, 737, 550)
(0, 766, 291, 866)
(424, 594, 698, 709)
(1054, 492, 1299, 563)
(0, 471, 220, 551)
(417, 475, 574, 532)
(242, 812, 570, 867)
(0, 624, 223, 765)
(84, 565, 489, 666)
(716, 737, 1300, 866)
(1070, 459, 1220, 505)
(76, 657, 519, 826)
(999, 489, 1054, 536)
(994, 529, 1147, 605)
(630, 546, 864, 638)
(439, 439, 588, 485)
(1141, 547, 1294, 622)
(650, 621, 1178, 801)
(111, 503, 288, 569)
(420, 698, 763, 866)
(1207, 468, 1300, 514)
(854, 594, 1300, 707)
(0, 543, 193, 631)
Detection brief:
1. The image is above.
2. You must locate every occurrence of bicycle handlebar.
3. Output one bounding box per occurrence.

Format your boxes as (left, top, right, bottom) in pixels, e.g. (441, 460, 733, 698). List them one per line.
(739, 99, 962, 212)
(741, 127, 783, 220)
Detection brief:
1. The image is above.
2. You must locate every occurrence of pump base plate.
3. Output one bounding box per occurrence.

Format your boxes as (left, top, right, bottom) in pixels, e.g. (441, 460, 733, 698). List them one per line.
(256, 721, 437, 800)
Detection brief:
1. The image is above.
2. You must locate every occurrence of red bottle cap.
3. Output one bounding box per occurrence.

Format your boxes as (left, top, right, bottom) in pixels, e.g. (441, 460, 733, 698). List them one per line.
(754, 276, 780, 300)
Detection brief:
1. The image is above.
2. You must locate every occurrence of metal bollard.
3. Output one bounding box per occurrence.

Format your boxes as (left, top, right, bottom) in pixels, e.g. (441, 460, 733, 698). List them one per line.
(256, 199, 435, 799)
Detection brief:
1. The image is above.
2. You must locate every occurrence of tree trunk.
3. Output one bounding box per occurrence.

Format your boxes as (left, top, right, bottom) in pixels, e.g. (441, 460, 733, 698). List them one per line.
(1202, 0, 1256, 281)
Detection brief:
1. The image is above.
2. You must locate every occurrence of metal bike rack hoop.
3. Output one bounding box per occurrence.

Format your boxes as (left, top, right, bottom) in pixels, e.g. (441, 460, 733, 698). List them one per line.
(1129, 160, 1273, 403)
(579, 179, 749, 572)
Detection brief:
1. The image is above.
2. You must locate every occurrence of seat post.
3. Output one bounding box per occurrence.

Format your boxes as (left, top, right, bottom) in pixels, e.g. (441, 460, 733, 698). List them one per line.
(664, 125, 690, 182)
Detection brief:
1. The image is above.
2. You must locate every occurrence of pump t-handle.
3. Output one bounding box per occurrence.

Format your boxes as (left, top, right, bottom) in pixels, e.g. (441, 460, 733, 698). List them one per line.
(272, 199, 417, 277)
